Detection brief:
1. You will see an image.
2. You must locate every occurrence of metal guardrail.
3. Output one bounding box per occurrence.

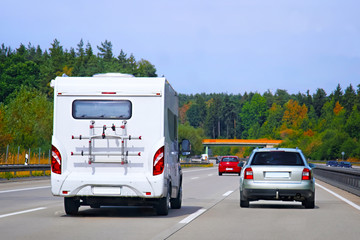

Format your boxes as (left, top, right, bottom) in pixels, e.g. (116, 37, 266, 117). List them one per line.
(0, 164, 50, 177)
(313, 165, 360, 197)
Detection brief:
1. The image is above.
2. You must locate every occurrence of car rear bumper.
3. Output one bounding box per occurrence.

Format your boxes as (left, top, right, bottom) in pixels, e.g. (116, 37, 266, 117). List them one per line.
(241, 180, 315, 201)
(219, 166, 241, 173)
(243, 188, 314, 201)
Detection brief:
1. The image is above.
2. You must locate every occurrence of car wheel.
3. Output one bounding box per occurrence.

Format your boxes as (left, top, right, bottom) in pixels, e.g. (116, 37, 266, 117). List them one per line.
(64, 197, 80, 215)
(218, 172, 222, 176)
(303, 198, 315, 209)
(240, 191, 249, 208)
(170, 185, 182, 209)
(156, 188, 170, 215)
(302, 193, 315, 209)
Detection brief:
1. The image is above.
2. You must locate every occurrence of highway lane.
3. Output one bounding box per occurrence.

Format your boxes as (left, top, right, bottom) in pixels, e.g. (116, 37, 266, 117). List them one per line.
(0, 167, 360, 240)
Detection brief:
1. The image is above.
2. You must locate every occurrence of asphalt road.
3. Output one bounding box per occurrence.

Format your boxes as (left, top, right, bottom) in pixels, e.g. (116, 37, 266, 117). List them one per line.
(1, 167, 360, 240)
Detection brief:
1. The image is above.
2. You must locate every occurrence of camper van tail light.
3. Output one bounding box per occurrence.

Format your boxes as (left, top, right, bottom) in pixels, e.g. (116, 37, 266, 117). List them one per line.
(153, 146, 165, 176)
(51, 145, 62, 174)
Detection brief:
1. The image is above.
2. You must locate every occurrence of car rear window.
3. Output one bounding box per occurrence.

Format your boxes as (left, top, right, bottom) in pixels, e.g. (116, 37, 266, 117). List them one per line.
(251, 151, 304, 166)
(72, 100, 132, 119)
(222, 157, 239, 162)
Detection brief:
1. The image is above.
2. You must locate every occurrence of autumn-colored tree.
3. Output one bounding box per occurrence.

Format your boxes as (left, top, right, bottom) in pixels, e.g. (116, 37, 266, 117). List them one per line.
(282, 100, 308, 129)
(56, 65, 73, 76)
(179, 102, 191, 124)
(0, 105, 12, 150)
(333, 101, 344, 115)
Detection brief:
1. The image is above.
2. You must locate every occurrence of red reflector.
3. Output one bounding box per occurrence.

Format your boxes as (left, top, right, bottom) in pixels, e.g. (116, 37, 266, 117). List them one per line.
(102, 92, 116, 94)
(244, 167, 253, 179)
(156, 93, 161, 96)
(146, 192, 151, 196)
(62, 191, 69, 194)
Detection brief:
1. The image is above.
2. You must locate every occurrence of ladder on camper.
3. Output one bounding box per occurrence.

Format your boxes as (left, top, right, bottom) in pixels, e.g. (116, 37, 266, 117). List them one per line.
(71, 120, 142, 164)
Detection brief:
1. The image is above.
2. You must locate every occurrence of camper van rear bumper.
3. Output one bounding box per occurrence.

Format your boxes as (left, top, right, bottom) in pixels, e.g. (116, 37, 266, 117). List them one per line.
(51, 172, 166, 198)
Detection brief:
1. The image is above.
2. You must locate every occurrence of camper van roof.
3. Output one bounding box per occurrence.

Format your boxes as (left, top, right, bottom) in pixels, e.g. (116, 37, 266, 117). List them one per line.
(51, 76, 169, 96)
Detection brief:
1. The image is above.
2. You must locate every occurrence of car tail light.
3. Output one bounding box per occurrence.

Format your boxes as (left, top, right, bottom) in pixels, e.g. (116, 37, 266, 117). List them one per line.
(244, 167, 253, 179)
(51, 145, 61, 174)
(153, 146, 165, 176)
(302, 168, 311, 180)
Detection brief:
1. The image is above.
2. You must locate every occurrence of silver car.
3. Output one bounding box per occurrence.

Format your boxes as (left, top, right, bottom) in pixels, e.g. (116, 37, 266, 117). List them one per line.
(239, 148, 315, 208)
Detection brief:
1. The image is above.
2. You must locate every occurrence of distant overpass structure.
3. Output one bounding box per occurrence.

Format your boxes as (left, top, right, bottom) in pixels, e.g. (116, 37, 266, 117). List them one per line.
(202, 139, 283, 154)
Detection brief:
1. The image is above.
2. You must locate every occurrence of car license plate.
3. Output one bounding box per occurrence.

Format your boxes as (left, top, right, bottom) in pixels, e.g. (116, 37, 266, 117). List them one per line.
(226, 168, 233, 171)
(265, 172, 290, 178)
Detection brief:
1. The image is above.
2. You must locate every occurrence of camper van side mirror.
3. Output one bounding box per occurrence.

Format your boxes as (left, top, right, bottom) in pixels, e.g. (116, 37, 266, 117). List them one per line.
(180, 139, 191, 156)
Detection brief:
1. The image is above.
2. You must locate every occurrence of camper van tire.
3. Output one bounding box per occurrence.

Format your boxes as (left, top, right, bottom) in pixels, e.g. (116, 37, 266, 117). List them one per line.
(156, 187, 171, 215)
(170, 185, 182, 209)
(64, 197, 80, 215)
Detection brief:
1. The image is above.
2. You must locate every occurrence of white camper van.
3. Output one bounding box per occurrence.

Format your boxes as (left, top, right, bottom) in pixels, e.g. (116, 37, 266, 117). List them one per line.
(50, 73, 189, 215)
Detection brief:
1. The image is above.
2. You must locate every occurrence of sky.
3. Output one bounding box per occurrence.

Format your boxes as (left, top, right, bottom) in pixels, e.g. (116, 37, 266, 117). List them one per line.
(1, 0, 360, 95)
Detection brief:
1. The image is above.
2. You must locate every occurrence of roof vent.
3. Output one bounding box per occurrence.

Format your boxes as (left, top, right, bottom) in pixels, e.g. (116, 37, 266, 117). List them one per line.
(93, 73, 134, 78)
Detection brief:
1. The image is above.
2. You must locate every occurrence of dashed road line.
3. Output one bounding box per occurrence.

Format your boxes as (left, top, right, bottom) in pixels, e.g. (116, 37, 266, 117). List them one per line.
(0, 186, 50, 194)
(179, 209, 207, 224)
(223, 191, 233, 197)
(0, 207, 47, 219)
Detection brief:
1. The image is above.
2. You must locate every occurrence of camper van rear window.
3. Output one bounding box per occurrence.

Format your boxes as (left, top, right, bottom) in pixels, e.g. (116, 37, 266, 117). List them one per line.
(72, 100, 132, 119)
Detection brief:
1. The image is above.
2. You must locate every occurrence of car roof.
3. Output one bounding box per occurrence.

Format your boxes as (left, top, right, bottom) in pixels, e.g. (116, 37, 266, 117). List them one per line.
(252, 148, 302, 153)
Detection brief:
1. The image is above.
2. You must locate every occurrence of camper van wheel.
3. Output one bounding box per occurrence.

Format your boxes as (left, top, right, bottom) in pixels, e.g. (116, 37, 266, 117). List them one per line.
(156, 189, 170, 216)
(170, 185, 182, 209)
(64, 197, 80, 215)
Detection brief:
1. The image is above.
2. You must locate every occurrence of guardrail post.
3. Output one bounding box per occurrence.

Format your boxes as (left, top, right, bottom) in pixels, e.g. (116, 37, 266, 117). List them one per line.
(5, 144, 9, 164)
(17, 146, 20, 164)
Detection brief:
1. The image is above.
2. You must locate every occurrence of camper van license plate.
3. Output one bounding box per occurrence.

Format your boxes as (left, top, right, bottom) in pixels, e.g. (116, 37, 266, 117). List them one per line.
(92, 187, 121, 195)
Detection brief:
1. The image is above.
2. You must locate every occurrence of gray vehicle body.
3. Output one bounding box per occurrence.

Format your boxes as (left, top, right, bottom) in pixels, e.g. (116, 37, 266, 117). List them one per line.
(239, 148, 315, 208)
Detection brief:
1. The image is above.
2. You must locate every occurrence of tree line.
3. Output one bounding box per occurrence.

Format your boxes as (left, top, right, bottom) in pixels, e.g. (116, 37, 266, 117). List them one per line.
(1, 40, 359, 161)
(179, 86, 360, 160)
(0, 39, 157, 154)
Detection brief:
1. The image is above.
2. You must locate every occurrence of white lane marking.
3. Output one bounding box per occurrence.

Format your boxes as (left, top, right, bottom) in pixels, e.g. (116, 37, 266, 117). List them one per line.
(0, 186, 50, 194)
(223, 191, 233, 197)
(0, 207, 47, 219)
(208, 174, 213, 177)
(191, 177, 199, 180)
(316, 183, 360, 211)
(179, 209, 207, 224)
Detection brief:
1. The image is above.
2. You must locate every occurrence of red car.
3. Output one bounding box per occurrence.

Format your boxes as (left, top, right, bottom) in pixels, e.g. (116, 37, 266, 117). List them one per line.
(218, 156, 241, 176)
